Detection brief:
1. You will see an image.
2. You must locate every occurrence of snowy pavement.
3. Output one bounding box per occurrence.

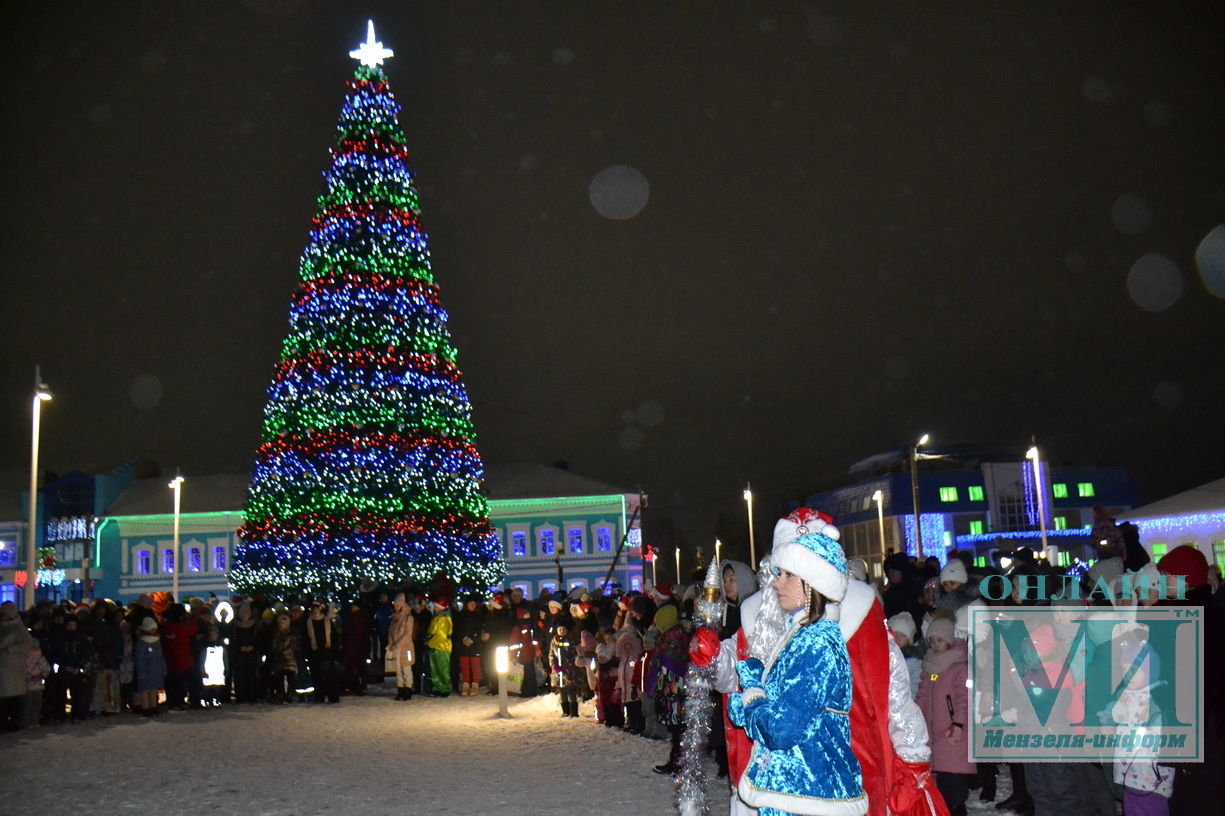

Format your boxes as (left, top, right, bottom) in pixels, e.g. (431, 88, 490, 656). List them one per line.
(1, 686, 729, 816)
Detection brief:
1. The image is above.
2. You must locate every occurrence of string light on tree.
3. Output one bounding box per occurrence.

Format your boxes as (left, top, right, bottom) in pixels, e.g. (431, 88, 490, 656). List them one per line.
(231, 23, 504, 600)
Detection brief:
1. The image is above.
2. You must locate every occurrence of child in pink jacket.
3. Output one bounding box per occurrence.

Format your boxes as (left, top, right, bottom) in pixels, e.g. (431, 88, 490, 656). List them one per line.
(916, 616, 975, 816)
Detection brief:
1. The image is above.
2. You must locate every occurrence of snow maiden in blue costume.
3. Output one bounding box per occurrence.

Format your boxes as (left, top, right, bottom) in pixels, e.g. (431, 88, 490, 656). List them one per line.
(728, 523, 868, 816)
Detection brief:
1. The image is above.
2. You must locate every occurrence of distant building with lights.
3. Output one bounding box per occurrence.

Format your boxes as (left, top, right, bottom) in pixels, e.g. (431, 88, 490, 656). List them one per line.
(0, 462, 138, 606)
(1117, 476, 1225, 574)
(800, 444, 1140, 577)
(78, 463, 643, 603)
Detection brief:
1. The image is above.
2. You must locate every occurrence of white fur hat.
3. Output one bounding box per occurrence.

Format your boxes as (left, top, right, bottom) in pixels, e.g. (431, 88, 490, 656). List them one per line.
(887, 612, 916, 642)
(940, 559, 968, 585)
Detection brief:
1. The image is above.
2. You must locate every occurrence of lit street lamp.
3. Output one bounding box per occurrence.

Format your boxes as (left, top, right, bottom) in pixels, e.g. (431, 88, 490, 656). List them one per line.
(25, 367, 52, 609)
(910, 433, 930, 559)
(169, 473, 184, 603)
(743, 483, 756, 569)
(1026, 444, 1050, 559)
(872, 489, 886, 563)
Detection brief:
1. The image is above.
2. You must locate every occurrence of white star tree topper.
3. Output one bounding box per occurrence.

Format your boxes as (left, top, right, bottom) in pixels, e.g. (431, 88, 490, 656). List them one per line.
(350, 20, 394, 68)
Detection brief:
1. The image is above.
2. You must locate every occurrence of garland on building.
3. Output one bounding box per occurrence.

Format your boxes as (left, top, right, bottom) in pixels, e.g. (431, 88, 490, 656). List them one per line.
(231, 22, 504, 600)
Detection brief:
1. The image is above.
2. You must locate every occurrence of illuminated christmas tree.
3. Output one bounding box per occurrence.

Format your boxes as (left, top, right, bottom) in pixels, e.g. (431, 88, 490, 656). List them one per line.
(231, 22, 504, 600)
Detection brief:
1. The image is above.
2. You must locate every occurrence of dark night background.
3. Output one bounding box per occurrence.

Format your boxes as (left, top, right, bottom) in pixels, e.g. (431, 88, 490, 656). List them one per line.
(3, 1, 1223, 554)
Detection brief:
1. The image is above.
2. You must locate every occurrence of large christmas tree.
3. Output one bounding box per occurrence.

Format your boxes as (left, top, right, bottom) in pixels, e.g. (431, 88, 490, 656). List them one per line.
(231, 22, 505, 600)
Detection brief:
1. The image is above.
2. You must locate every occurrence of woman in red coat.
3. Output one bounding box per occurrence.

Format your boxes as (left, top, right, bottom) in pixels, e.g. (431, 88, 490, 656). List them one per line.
(159, 606, 198, 710)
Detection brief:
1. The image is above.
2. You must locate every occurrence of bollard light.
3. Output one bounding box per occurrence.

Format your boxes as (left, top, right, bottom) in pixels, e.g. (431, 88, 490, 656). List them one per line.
(494, 645, 510, 718)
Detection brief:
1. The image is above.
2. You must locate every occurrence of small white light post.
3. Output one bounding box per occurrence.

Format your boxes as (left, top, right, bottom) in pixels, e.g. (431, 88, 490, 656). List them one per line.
(872, 488, 886, 563)
(743, 484, 756, 569)
(910, 433, 930, 559)
(169, 473, 184, 603)
(494, 645, 510, 718)
(1026, 444, 1050, 559)
(25, 367, 52, 610)
(675, 547, 681, 583)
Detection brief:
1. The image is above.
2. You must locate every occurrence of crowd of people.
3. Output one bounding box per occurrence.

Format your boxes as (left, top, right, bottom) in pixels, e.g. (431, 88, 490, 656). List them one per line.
(0, 505, 1221, 816)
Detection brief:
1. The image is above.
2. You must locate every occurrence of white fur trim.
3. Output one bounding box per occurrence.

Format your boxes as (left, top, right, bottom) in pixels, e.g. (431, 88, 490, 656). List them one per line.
(836, 580, 875, 640)
(772, 541, 849, 602)
(740, 590, 762, 633)
(738, 773, 869, 816)
(740, 686, 766, 706)
(772, 516, 841, 548)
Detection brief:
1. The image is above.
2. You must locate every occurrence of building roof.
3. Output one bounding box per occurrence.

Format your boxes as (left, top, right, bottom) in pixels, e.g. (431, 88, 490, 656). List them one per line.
(105, 474, 249, 516)
(483, 463, 630, 500)
(1117, 476, 1225, 520)
(100, 463, 631, 518)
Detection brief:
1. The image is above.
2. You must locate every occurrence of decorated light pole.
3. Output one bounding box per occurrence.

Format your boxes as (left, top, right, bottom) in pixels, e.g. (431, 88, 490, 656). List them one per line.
(676, 557, 726, 816)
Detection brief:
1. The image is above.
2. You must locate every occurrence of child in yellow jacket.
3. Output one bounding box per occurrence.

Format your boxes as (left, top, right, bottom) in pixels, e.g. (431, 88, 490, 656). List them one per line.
(427, 597, 453, 697)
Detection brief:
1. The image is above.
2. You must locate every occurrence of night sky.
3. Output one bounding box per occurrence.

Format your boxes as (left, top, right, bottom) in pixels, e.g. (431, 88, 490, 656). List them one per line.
(4, 2, 1224, 550)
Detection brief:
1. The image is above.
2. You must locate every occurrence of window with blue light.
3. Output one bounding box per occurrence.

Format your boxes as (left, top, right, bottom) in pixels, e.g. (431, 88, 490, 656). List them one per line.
(596, 527, 613, 552)
(939, 487, 958, 502)
(1054, 516, 1069, 530)
(540, 581, 557, 594)
(568, 528, 583, 554)
(539, 529, 556, 556)
(1077, 482, 1095, 498)
(136, 550, 151, 575)
(511, 532, 527, 557)
(212, 547, 226, 571)
(0, 543, 15, 567)
(969, 520, 984, 535)
(1052, 483, 1068, 498)
(161, 550, 174, 573)
(188, 547, 202, 573)
(968, 486, 984, 501)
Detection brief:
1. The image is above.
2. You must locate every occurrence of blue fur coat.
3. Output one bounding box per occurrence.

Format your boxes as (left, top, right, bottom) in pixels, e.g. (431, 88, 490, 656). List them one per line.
(728, 617, 867, 816)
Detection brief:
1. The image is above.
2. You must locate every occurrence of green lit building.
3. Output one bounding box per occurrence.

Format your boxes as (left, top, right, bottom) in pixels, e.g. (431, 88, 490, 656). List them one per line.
(88, 464, 643, 602)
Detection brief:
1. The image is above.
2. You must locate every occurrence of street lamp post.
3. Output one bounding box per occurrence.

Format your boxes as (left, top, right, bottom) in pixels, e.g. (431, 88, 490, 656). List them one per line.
(25, 367, 52, 610)
(910, 433, 930, 560)
(675, 547, 681, 583)
(743, 483, 756, 569)
(169, 473, 184, 603)
(872, 489, 886, 564)
(1026, 444, 1050, 559)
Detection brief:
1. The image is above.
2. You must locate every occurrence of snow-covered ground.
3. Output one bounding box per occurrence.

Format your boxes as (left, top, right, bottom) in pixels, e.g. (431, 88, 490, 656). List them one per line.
(1, 686, 728, 816)
(2, 684, 1033, 816)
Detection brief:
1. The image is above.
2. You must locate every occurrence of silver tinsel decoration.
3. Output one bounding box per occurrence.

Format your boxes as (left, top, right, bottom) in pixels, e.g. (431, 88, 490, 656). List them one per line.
(676, 557, 725, 816)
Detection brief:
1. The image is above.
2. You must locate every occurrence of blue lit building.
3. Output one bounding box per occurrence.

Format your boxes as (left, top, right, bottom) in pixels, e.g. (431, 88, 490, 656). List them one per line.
(0, 462, 137, 605)
(1117, 476, 1225, 574)
(801, 445, 1139, 576)
(87, 463, 644, 603)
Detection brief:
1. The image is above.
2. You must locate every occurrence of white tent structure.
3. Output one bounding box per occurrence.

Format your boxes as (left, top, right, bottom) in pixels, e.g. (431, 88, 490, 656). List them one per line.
(1117, 476, 1225, 571)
